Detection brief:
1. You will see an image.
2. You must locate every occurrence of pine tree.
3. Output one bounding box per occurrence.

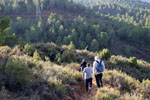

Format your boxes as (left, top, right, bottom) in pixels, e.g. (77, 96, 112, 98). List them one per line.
(0, 11, 15, 46)
(68, 41, 75, 50)
(90, 39, 99, 51)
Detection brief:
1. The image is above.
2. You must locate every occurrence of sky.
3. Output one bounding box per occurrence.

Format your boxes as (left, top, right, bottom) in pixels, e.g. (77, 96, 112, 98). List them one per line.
(141, 0, 150, 2)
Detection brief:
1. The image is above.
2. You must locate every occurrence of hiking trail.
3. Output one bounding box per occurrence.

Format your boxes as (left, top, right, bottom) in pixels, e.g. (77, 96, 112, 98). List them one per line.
(72, 80, 98, 100)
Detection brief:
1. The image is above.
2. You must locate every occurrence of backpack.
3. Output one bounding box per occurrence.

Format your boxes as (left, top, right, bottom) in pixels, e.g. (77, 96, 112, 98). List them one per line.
(96, 60, 104, 72)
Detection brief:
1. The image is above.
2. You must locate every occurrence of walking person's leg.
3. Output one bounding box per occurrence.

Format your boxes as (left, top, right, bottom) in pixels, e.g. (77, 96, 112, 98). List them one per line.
(88, 78, 92, 94)
(86, 79, 89, 92)
(95, 75, 100, 88)
(99, 73, 103, 87)
(89, 78, 92, 88)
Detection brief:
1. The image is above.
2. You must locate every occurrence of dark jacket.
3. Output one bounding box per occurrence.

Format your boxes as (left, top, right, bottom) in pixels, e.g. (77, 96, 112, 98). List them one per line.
(80, 61, 87, 71)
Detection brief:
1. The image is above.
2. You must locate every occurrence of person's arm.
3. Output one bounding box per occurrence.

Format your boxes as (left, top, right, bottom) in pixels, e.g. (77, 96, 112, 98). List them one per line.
(102, 61, 105, 72)
(93, 62, 96, 75)
(82, 68, 86, 78)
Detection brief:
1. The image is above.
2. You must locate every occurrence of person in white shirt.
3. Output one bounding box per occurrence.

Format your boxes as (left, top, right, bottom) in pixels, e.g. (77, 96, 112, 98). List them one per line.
(83, 63, 93, 93)
(93, 56, 105, 88)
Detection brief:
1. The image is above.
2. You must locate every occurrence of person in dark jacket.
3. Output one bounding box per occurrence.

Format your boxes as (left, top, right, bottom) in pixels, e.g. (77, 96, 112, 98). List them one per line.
(80, 59, 87, 72)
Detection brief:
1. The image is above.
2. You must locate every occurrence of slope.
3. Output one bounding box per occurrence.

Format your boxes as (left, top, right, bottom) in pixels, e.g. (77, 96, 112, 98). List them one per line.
(0, 43, 150, 99)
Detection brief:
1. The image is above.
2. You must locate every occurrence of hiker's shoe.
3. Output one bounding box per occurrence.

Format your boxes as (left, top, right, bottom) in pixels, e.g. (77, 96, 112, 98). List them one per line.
(89, 87, 91, 89)
(88, 87, 91, 94)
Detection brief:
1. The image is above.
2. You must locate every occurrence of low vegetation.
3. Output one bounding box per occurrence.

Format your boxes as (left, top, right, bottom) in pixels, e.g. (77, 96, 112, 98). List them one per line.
(0, 43, 150, 99)
(0, 45, 83, 99)
(106, 55, 150, 81)
(95, 87, 120, 100)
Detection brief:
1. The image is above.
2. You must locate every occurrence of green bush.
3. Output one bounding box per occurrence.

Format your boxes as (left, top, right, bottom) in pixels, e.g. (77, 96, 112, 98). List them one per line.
(33, 50, 42, 61)
(41, 62, 82, 99)
(55, 53, 62, 63)
(65, 63, 80, 71)
(42, 62, 82, 85)
(140, 80, 150, 99)
(61, 50, 76, 63)
(48, 77, 65, 96)
(123, 93, 142, 100)
(24, 44, 36, 56)
(99, 48, 111, 60)
(67, 41, 75, 50)
(0, 46, 11, 54)
(56, 67, 82, 84)
(95, 87, 120, 100)
(103, 70, 139, 93)
(128, 57, 138, 67)
(107, 56, 150, 81)
(5, 57, 33, 89)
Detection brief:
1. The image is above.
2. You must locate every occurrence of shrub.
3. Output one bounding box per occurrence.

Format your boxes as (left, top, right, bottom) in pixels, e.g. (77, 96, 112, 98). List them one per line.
(140, 80, 150, 99)
(128, 57, 138, 67)
(5, 57, 33, 90)
(99, 48, 111, 60)
(41, 62, 82, 99)
(42, 62, 82, 85)
(120, 76, 139, 93)
(24, 44, 36, 56)
(103, 70, 139, 93)
(61, 50, 76, 63)
(45, 56, 50, 61)
(123, 93, 142, 100)
(55, 53, 62, 63)
(95, 87, 120, 100)
(107, 56, 150, 81)
(48, 77, 66, 97)
(33, 50, 42, 61)
(0, 46, 11, 54)
(55, 67, 82, 85)
(65, 63, 80, 71)
(67, 41, 75, 50)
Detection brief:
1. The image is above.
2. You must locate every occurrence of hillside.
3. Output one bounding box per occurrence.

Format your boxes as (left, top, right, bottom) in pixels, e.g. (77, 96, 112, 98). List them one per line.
(0, 1, 150, 99)
(0, 0, 150, 61)
(0, 43, 150, 100)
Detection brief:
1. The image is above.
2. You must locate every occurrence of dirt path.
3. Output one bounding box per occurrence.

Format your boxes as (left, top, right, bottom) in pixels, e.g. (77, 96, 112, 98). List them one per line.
(76, 80, 98, 100)
(80, 84, 97, 100)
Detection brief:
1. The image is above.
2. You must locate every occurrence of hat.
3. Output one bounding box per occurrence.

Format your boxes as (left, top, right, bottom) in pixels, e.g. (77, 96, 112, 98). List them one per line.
(94, 56, 99, 61)
(82, 59, 85, 62)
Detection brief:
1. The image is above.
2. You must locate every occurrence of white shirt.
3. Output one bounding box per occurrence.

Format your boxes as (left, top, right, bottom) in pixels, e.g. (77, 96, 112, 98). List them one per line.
(83, 67, 93, 79)
(93, 60, 105, 75)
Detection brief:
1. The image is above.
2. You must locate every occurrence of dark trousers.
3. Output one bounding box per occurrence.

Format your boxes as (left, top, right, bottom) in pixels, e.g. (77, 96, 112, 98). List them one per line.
(85, 78, 92, 92)
(95, 73, 103, 88)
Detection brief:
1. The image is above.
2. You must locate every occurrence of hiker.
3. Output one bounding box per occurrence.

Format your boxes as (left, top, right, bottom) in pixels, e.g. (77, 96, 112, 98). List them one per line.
(83, 63, 93, 93)
(80, 59, 87, 72)
(93, 56, 105, 88)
